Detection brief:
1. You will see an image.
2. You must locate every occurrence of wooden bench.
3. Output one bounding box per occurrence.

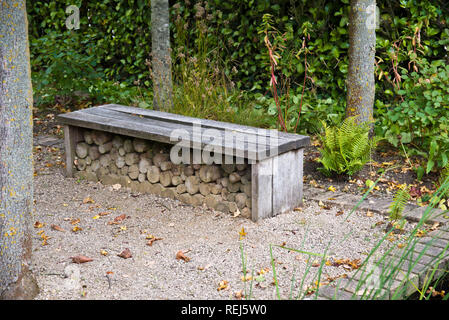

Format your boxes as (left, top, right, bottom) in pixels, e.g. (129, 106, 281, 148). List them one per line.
(56, 104, 310, 221)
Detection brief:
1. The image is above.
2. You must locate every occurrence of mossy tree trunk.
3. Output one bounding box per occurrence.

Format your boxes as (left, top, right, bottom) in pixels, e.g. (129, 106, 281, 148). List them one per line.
(151, 0, 173, 111)
(346, 0, 376, 127)
(0, 0, 39, 299)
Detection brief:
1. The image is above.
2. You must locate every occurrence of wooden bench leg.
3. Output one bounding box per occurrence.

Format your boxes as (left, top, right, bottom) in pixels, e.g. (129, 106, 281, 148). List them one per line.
(272, 148, 303, 215)
(251, 149, 304, 222)
(63, 125, 83, 178)
(251, 157, 273, 222)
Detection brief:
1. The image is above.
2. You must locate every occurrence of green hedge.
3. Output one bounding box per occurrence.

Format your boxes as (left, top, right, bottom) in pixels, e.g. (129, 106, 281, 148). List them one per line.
(28, 0, 448, 93)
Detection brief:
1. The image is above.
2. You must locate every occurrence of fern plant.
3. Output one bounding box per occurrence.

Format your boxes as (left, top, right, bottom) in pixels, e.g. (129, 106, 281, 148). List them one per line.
(317, 116, 379, 177)
(388, 185, 411, 221)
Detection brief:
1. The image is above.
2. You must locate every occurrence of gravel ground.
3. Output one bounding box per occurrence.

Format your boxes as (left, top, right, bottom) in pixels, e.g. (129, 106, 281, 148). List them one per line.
(31, 162, 418, 300)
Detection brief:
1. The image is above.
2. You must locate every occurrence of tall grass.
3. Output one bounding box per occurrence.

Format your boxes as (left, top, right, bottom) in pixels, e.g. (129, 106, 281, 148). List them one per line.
(239, 174, 449, 300)
(168, 3, 271, 128)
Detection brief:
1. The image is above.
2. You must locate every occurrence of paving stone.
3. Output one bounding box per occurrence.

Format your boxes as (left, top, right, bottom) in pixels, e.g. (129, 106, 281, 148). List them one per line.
(404, 206, 445, 224)
(34, 135, 64, 147)
(414, 243, 449, 258)
(419, 237, 449, 249)
(317, 284, 357, 300)
(355, 198, 392, 214)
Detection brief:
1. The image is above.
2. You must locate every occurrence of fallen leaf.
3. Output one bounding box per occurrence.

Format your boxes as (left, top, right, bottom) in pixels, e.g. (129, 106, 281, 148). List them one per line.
(99, 211, 110, 216)
(335, 210, 344, 217)
(34, 221, 44, 229)
(72, 226, 82, 233)
(217, 280, 229, 291)
(366, 210, 374, 217)
(100, 250, 108, 256)
(70, 218, 80, 225)
(92, 215, 101, 220)
(117, 248, 132, 259)
(71, 255, 93, 264)
(318, 200, 331, 210)
(82, 197, 94, 204)
(234, 290, 244, 300)
(416, 229, 427, 237)
(108, 214, 127, 225)
(51, 224, 65, 232)
(40, 233, 50, 246)
(328, 185, 337, 192)
(331, 258, 361, 270)
(241, 274, 253, 282)
(147, 237, 163, 246)
(106, 271, 114, 275)
(176, 250, 191, 262)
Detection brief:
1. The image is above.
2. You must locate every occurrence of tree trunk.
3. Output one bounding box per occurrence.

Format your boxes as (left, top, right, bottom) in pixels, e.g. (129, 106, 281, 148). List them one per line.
(151, 0, 173, 111)
(0, 1, 39, 299)
(346, 0, 376, 127)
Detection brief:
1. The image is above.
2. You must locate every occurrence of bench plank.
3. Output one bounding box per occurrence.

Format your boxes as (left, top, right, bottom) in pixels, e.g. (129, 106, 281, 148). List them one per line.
(59, 111, 266, 160)
(103, 104, 307, 148)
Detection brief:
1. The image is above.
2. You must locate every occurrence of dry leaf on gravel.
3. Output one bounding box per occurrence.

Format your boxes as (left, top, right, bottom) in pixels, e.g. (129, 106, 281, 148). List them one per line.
(82, 197, 94, 204)
(118, 248, 132, 259)
(217, 280, 229, 291)
(331, 258, 361, 270)
(70, 255, 93, 264)
(34, 221, 44, 229)
(51, 224, 65, 232)
(176, 250, 191, 262)
(72, 226, 82, 233)
(70, 218, 80, 225)
(108, 214, 127, 225)
(146, 236, 163, 246)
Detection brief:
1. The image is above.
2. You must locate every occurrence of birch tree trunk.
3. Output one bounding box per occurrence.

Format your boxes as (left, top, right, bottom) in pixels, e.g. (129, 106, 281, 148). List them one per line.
(0, 0, 39, 299)
(151, 0, 173, 111)
(346, 0, 376, 127)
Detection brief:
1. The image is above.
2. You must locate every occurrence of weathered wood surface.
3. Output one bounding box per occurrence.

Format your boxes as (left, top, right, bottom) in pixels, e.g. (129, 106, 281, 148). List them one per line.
(251, 149, 303, 221)
(63, 125, 84, 177)
(57, 104, 310, 161)
(251, 157, 273, 221)
(272, 149, 303, 215)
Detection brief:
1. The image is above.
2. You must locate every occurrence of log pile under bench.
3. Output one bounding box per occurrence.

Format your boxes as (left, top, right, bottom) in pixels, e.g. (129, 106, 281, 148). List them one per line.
(57, 104, 310, 221)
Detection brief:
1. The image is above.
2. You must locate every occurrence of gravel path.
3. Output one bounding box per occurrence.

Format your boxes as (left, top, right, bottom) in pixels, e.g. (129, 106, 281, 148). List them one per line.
(31, 161, 417, 300)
